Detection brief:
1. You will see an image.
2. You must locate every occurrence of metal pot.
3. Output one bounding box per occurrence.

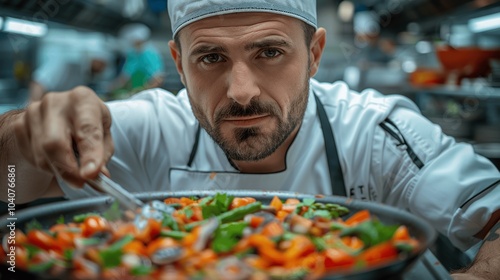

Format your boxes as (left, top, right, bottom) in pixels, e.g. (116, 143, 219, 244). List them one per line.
(0, 190, 437, 280)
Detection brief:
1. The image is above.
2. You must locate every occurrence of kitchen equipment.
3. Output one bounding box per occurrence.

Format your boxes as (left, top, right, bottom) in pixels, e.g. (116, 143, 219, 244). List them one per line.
(428, 116, 473, 139)
(0, 190, 438, 280)
(436, 46, 500, 84)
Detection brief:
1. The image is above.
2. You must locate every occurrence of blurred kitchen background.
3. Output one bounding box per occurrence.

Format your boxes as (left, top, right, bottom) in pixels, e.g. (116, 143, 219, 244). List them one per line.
(1, 0, 500, 150)
(0, 3, 498, 156)
(0, 0, 499, 270)
(0, 1, 499, 178)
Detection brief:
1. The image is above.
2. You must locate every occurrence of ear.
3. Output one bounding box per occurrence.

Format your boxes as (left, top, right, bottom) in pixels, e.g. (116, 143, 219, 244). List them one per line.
(309, 27, 326, 77)
(168, 40, 186, 85)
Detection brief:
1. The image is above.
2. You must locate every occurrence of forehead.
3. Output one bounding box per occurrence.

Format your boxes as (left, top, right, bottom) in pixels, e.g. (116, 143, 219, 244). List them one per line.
(177, 12, 304, 44)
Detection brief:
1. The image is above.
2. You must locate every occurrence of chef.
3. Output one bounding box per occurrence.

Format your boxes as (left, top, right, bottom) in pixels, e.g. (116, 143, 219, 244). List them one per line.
(0, 0, 498, 278)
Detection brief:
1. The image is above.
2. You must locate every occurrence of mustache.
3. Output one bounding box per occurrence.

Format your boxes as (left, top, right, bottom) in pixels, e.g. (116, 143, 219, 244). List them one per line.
(215, 99, 280, 123)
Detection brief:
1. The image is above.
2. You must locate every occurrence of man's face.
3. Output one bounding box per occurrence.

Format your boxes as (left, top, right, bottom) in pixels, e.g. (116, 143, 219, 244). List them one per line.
(172, 13, 317, 161)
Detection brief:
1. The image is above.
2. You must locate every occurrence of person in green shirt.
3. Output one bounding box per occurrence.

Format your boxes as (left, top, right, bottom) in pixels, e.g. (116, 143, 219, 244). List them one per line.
(110, 23, 165, 96)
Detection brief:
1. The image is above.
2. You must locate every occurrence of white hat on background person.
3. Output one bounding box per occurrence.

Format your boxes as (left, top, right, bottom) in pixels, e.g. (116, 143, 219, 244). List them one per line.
(119, 23, 151, 43)
(167, 0, 317, 38)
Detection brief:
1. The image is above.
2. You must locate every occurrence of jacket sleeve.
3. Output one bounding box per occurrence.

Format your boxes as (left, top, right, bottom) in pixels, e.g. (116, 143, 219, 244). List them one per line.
(373, 106, 500, 252)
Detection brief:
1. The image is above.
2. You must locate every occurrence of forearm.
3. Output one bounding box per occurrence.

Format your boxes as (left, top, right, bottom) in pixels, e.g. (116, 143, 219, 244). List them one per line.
(452, 221, 500, 280)
(0, 110, 56, 204)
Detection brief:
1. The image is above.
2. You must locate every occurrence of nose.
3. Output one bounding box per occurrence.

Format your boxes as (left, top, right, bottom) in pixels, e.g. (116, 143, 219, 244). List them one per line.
(226, 61, 260, 105)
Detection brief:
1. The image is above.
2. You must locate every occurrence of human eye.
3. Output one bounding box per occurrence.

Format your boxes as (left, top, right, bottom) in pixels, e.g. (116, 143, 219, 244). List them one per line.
(258, 48, 282, 59)
(201, 53, 224, 64)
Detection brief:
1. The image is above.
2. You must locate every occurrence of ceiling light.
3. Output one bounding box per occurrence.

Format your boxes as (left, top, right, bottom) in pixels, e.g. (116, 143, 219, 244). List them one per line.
(469, 12, 500, 33)
(4, 17, 48, 37)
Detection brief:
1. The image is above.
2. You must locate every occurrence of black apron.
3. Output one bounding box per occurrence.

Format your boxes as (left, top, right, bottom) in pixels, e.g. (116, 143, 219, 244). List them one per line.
(185, 92, 347, 197)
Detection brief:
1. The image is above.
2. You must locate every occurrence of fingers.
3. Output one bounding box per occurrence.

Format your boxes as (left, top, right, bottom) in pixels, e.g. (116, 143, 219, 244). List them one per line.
(70, 87, 113, 180)
(41, 94, 82, 186)
(73, 109, 105, 179)
(13, 86, 113, 187)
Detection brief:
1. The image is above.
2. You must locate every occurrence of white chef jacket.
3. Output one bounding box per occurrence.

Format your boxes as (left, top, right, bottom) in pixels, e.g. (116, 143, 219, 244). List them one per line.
(60, 79, 500, 252)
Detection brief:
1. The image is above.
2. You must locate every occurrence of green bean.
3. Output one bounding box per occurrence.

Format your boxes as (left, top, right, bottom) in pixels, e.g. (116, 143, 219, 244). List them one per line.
(160, 230, 189, 240)
(218, 201, 262, 223)
(185, 201, 262, 231)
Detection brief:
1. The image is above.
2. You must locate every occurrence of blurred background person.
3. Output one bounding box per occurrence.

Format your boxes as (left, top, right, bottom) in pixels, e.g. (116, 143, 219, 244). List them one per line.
(109, 23, 165, 97)
(29, 49, 108, 102)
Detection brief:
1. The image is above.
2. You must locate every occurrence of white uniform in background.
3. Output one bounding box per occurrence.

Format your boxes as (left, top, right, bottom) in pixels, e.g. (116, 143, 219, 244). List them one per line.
(60, 78, 500, 254)
(33, 59, 89, 93)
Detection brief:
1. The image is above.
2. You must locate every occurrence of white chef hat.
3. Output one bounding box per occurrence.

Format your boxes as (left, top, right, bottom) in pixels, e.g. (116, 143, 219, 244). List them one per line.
(119, 23, 151, 43)
(168, 0, 317, 37)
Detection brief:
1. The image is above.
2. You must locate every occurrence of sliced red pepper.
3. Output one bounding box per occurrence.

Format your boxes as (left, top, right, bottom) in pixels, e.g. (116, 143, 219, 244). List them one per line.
(360, 241, 399, 266)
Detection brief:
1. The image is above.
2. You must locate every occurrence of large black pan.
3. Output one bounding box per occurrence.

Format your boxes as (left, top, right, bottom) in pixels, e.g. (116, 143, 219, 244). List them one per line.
(0, 190, 437, 280)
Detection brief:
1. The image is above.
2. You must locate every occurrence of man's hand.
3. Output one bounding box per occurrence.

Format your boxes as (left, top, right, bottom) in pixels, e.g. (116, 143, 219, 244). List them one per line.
(13, 86, 114, 187)
(451, 221, 500, 280)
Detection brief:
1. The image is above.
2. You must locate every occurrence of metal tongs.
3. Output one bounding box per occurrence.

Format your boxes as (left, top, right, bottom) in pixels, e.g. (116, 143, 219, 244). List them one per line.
(48, 160, 174, 228)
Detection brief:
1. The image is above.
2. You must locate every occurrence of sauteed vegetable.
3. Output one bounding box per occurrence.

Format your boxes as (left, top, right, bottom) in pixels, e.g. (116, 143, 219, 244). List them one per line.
(1, 194, 420, 279)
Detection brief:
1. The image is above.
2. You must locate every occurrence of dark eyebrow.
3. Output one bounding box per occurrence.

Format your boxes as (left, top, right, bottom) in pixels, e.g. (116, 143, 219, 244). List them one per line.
(190, 45, 228, 57)
(244, 39, 291, 51)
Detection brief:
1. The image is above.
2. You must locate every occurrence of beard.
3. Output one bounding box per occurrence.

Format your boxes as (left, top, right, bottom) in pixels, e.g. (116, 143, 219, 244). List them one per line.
(188, 78, 310, 162)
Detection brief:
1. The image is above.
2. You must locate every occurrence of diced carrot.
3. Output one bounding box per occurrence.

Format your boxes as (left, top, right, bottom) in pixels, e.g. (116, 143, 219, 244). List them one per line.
(190, 206, 203, 222)
(244, 255, 271, 270)
(182, 227, 200, 247)
(341, 236, 364, 250)
(393, 225, 411, 241)
(55, 230, 77, 249)
(113, 223, 137, 240)
(15, 247, 28, 269)
(259, 246, 285, 265)
(81, 215, 111, 238)
(344, 210, 371, 226)
(123, 240, 147, 256)
(190, 249, 218, 269)
(276, 210, 289, 221)
(261, 221, 284, 238)
(289, 214, 313, 234)
(27, 230, 62, 252)
(233, 237, 251, 254)
(323, 248, 356, 269)
(270, 196, 283, 211)
(310, 226, 323, 237)
(14, 229, 27, 245)
(282, 204, 298, 213)
(249, 215, 265, 228)
(230, 197, 256, 209)
(301, 252, 325, 271)
(164, 197, 182, 205)
(136, 218, 162, 243)
(49, 224, 69, 233)
(283, 235, 315, 261)
(85, 247, 102, 264)
(248, 234, 276, 249)
(284, 198, 300, 205)
(360, 242, 399, 266)
(180, 197, 197, 206)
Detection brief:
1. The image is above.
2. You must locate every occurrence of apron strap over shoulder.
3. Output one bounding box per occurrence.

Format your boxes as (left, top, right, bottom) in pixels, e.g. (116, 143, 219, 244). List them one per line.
(187, 124, 201, 167)
(314, 93, 347, 197)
